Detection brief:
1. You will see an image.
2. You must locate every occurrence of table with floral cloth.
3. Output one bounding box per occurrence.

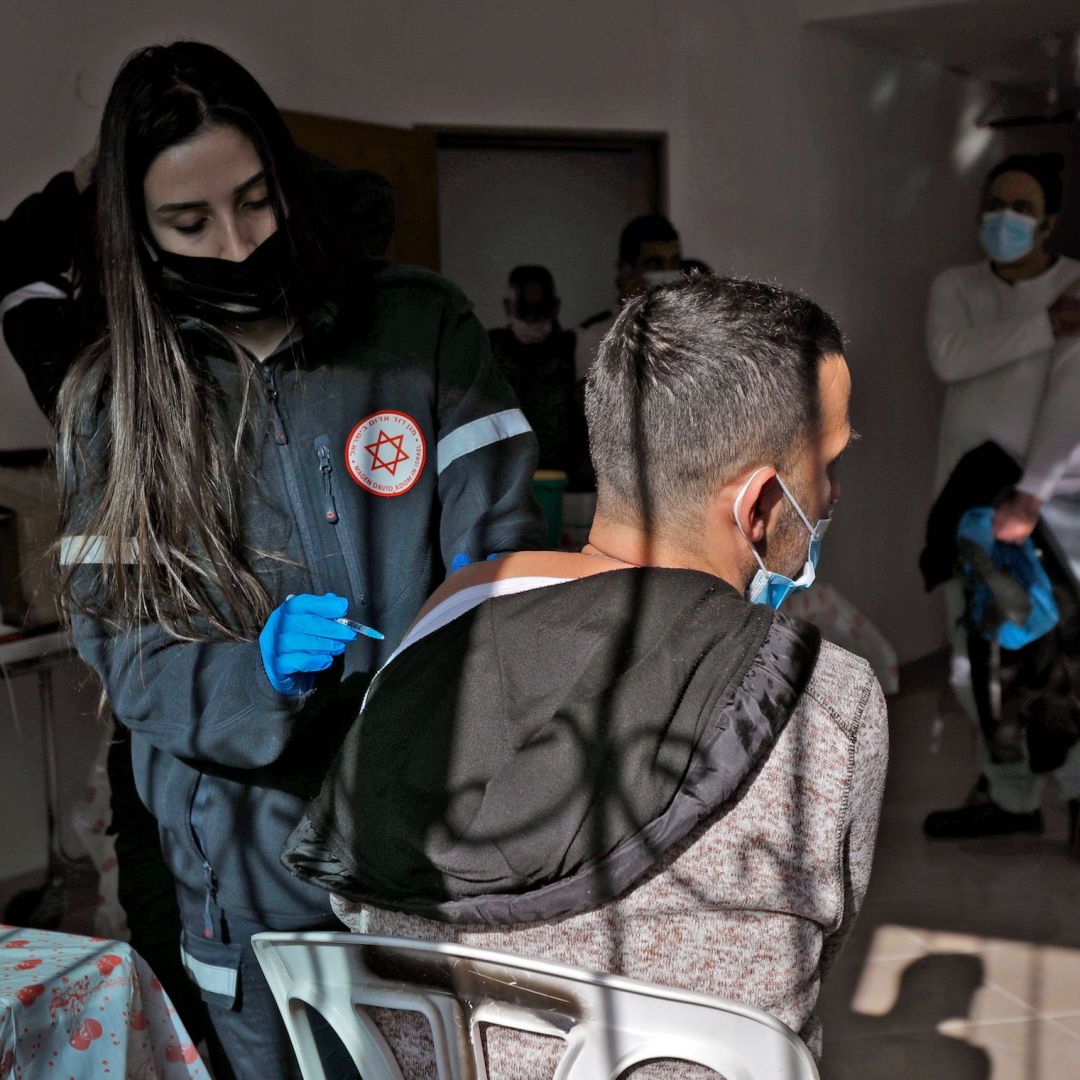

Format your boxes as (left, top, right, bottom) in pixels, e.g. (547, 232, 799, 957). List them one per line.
(0, 925, 206, 1078)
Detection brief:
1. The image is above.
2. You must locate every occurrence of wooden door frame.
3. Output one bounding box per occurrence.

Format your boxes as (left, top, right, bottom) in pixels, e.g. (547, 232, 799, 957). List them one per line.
(422, 126, 669, 216)
(283, 110, 441, 270)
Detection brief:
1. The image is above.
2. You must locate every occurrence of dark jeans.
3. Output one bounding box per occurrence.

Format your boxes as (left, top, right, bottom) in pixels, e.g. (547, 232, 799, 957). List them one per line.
(174, 884, 358, 1080)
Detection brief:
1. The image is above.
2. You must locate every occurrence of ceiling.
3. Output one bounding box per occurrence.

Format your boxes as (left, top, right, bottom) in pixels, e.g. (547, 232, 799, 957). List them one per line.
(808, 0, 1080, 93)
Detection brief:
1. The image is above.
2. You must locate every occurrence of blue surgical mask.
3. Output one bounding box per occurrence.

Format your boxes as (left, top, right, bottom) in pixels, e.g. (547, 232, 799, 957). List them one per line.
(979, 209, 1039, 265)
(733, 469, 831, 609)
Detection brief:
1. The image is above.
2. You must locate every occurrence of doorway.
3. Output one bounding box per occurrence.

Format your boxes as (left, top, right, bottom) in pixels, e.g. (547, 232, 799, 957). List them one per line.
(433, 129, 666, 330)
(281, 115, 668, 324)
(283, 110, 440, 270)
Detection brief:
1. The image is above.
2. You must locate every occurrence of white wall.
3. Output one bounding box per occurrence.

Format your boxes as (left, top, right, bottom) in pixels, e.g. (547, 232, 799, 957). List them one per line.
(0, 0, 998, 664)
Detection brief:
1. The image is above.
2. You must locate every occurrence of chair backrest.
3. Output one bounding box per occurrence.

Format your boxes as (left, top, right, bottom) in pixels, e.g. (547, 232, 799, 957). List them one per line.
(252, 931, 820, 1080)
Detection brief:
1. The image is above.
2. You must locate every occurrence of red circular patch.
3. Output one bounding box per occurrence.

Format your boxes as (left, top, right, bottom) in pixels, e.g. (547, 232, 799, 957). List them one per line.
(345, 411, 426, 497)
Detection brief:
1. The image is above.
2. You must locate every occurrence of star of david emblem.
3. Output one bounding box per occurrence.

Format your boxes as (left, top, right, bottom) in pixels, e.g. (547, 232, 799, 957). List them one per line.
(364, 428, 410, 476)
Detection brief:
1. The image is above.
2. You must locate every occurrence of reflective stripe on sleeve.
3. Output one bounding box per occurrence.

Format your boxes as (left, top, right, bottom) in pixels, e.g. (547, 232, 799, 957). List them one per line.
(60, 535, 138, 565)
(180, 947, 238, 998)
(436, 408, 532, 475)
(0, 281, 68, 319)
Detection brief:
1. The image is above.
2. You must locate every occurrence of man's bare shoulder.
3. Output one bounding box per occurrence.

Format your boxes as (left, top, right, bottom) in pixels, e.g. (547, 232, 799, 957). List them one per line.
(413, 551, 615, 624)
(799, 638, 887, 743)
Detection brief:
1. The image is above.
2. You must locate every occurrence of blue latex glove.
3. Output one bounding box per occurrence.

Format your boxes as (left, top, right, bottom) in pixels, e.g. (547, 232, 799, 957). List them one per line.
(449, 552, 504, 573)
(258, 592, 358, 695)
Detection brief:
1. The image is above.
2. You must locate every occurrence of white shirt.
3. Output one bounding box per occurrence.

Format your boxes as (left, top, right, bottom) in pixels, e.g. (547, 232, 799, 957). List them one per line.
(927, 256, 1080, 498)
(390, 576, 571, 659)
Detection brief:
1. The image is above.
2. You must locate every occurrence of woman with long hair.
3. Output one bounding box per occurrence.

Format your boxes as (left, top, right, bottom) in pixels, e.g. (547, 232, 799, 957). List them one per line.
(51, 41, 542, 1077)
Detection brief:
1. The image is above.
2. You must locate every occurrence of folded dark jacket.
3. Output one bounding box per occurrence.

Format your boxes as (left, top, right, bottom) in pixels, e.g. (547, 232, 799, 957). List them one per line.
(283, 567, 821, 924)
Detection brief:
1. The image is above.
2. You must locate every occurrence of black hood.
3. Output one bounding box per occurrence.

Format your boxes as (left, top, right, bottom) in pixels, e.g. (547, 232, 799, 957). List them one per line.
(283, 568, 820, 924)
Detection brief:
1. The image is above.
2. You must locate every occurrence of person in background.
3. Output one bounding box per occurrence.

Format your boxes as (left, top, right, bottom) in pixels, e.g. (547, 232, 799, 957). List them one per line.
(923, 152, 1080, 840)
(286, 275, 887, 1076)
(574, 213, 682, 383)
(50, 41, 543, 1079)
(488, 265, 586, 482)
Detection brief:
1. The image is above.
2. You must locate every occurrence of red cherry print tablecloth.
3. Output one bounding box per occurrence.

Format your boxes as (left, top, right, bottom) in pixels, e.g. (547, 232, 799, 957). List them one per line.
(0, 925, 206, 1078)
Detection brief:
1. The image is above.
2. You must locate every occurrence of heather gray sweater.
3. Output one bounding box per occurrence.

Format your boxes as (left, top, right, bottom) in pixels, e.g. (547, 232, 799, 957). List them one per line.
(329, 579, 888, 1074)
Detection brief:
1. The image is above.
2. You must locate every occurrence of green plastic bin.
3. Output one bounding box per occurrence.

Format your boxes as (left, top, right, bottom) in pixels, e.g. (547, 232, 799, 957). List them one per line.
(532, 470, 568, 549)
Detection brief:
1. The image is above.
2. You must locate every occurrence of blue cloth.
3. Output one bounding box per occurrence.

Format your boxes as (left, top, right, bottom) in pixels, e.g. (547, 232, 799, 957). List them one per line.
(957, 507, 1058, 649)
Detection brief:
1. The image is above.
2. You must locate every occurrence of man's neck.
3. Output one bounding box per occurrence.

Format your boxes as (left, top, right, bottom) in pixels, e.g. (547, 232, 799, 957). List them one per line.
(991, 247, 1055, 285)
(583, 515, 746, 593)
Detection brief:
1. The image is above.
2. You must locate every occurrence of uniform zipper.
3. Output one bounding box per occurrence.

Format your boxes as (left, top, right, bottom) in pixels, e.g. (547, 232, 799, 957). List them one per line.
(316, 441, 339, 523)
(313, 435, 366, 607)
(261, 364, 323, 592)
(187, 774, 219, 939)
(262, 364, 288, 446)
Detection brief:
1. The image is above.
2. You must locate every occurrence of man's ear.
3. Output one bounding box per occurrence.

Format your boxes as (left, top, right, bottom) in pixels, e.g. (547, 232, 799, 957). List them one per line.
(733, 466, 780, 543)
(503, 296, 514, 319)
(552, 298, 561, 320)
(1040, 213, 1058, 240)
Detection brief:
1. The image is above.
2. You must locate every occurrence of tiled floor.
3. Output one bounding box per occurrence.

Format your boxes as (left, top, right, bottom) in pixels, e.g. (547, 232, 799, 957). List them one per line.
(817, 653, 1080, 1079)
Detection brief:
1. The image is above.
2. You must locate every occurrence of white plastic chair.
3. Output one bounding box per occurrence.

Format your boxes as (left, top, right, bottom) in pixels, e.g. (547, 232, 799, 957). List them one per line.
(252, 931, 820, 1080)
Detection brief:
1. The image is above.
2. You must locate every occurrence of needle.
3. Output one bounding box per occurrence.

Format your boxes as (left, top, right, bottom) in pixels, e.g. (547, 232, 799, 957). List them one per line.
(334, 617, 384, 641)
(284, 595, 384, 641)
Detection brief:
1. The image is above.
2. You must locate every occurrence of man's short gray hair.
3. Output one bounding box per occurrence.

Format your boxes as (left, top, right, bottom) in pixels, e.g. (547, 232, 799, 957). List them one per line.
(584, 274, 843, 527)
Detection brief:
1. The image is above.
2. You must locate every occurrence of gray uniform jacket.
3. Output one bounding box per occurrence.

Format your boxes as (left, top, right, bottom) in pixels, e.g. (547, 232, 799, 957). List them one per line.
(56, 260, 544, 941)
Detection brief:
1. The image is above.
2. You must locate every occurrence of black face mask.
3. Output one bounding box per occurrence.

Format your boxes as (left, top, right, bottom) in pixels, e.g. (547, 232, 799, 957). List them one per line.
(152, 229, 295, 323)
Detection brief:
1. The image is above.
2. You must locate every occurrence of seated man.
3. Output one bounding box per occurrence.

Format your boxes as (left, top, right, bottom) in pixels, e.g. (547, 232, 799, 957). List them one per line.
(283, 275, 888, 1074)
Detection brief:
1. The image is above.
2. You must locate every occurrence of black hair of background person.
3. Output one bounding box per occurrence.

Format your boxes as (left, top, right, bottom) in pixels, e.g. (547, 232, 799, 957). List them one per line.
(507, 264, 557, 312)
(618, 213, 680, 267)
(983, 153, 1065, 214)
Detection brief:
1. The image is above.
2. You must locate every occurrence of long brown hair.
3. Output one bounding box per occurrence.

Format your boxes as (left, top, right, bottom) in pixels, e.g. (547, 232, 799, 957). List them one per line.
(56, 42, 331, 640)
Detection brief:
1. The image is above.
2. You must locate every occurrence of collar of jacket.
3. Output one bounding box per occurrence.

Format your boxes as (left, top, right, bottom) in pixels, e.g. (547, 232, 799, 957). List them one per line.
(282, 568, 822, 925)
(176, 295, 339, 366)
